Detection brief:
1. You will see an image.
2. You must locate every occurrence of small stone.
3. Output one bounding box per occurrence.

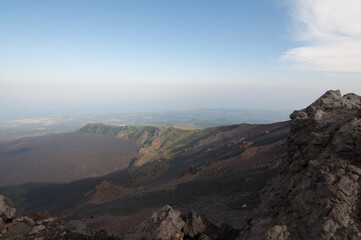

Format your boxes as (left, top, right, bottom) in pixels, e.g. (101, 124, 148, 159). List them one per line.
(23, 216, 36, 227)
(30, 224, 46, 235)
(43, 217, 58, 223)
(14, 217, 24, 222)
(68, 220, 89, 235)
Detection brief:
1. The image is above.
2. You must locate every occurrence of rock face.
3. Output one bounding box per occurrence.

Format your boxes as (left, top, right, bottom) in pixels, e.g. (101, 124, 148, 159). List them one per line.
(240, 90, 361, 240)
(0, 195, 16, 224)
(1, 198, 238, 239)
(127, 205, 239, 240)
(0, 199, 120, 240)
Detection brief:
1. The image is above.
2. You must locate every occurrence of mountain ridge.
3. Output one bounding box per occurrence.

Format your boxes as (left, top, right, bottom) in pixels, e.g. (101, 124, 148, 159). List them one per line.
(79, 122, 289, 184)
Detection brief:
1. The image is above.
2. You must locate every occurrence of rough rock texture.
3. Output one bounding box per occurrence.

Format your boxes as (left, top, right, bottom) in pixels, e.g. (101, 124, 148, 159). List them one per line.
(0, 205, 120, 240)
(239, 90, 361, 240)
(127, 205, 185, 240)
(0, 201, 238, 239)
(127, 205, 239, 240)
(0, 195, 16, 224)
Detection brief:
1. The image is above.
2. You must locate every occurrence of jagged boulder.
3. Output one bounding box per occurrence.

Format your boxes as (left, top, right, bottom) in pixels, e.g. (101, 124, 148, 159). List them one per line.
(0, 195, 16, 224)
(127, 205, 185, 240)
(239, 90, 361, 240)
(127, 205, 239, 240)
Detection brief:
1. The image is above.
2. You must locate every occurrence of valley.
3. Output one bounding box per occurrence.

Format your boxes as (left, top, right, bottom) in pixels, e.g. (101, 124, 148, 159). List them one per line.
(0, 120, 289, 237)
(0, 132, 138, 187)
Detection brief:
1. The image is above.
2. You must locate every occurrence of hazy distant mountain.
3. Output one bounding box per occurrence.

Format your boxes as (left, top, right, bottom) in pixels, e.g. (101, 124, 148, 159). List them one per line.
(0, 109, 289, 141)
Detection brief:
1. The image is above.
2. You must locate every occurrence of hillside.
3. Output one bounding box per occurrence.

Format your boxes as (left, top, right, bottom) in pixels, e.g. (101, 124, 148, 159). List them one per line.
(0, 119, 290, 238)
(79, 122, 289, 184)
(79, 124, 200, 170)
(0, 132, 138, 187)
(73, 121, 290, 235)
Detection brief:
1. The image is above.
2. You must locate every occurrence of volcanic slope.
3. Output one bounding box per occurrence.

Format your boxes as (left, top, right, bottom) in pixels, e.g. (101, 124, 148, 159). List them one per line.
(0, 132, 138, 187)
(73, 121, 290, 235)
(0, 121, 289, 236)
(79, 121, 289, 185)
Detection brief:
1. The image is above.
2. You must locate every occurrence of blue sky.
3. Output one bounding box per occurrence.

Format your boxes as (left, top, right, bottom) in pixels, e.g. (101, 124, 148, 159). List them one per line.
(1, 0, 360, 120)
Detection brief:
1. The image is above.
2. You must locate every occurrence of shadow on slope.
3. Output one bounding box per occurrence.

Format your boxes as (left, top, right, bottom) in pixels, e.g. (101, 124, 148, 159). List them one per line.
(0, 132, 138, 187)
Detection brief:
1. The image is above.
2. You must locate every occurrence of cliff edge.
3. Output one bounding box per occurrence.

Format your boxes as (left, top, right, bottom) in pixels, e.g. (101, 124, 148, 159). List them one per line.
(240, 90, 361, 239)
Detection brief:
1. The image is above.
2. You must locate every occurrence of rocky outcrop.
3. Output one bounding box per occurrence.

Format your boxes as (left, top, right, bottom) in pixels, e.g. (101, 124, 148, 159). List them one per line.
(1, 198, 239, 239)
(127, 205, 239, 240)
(0, 195, 16, 224)
(239, 90, 361, 239)
(0, 197, 120, 239)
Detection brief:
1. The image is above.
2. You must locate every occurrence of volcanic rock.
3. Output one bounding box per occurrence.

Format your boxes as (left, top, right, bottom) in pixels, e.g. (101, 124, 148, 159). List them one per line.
(29, 224, 46, 235)
(0, 201, 121, 240)
(127, 205, 185, 240)
(0, 195, 16, 224)
(127, 205, 239, 240)
(239, 90, 361, 240)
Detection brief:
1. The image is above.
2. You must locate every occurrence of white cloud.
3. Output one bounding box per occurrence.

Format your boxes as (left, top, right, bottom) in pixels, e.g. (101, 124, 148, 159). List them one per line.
(282, 0, 361, 72)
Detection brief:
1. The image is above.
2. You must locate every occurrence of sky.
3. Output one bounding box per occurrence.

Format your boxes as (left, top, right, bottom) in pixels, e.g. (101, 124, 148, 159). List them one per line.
(0, 0, 360, 120)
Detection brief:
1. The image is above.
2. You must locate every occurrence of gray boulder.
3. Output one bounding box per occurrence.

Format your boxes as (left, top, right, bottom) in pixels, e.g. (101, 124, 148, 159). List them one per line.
(0, 195, 16, 223)
(127, 205, 185, 240)
(127, 205, 239, 240)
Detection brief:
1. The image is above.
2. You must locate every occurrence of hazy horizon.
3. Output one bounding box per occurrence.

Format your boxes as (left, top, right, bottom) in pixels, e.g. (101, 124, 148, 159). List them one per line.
(0, 107, 290, 122)
(1, 0, 361, 119)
